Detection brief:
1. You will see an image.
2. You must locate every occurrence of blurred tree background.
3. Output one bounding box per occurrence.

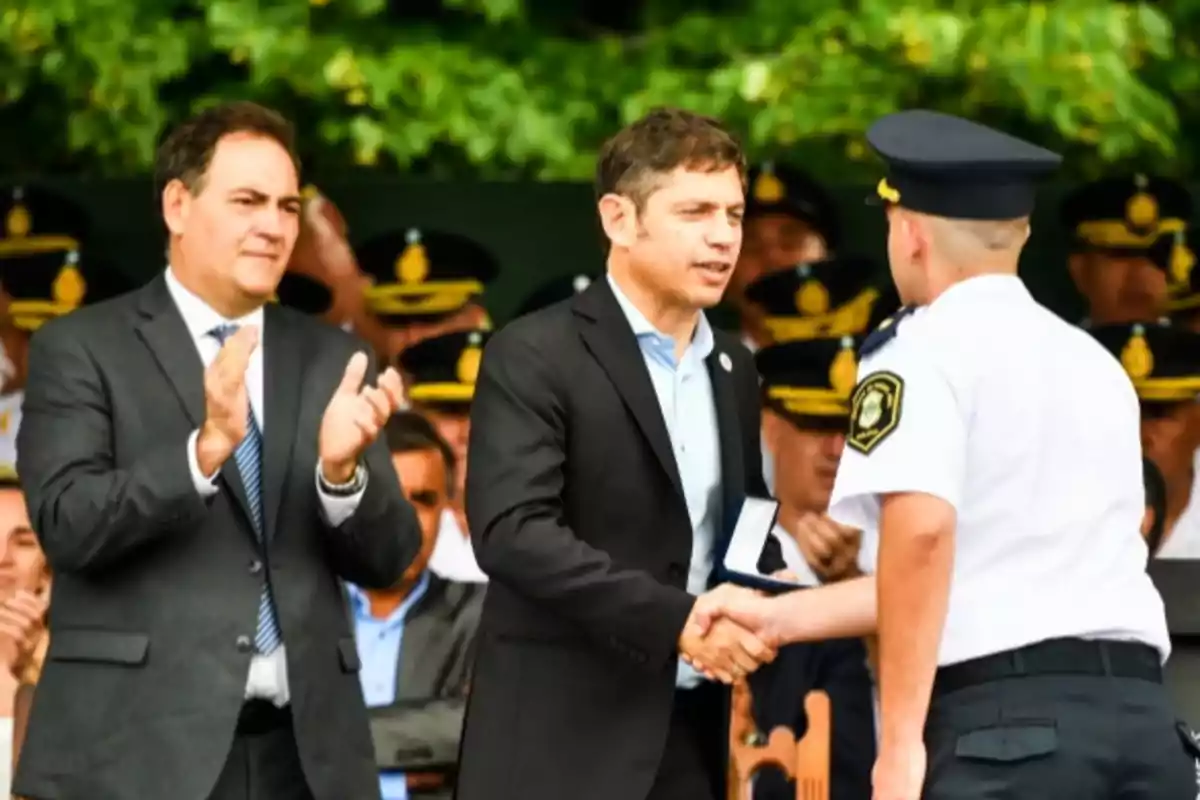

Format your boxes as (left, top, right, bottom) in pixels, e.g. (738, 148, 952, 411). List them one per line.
(0, 0, 1196, 182)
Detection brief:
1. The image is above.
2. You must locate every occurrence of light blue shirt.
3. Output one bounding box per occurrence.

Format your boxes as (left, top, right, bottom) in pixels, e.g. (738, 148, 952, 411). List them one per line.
(347, 572, 432, 800)
(607, 276, 723, 689)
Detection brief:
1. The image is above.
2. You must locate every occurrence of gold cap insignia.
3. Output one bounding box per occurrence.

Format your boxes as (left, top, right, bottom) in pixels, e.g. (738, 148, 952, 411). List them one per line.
(52, 252, 85, 308)
(1127, 174, 1158, 231)
(752, 164, 785, 204)
(396, 228, 429, 285)
(1171, 231, 1195, 286)
(6, 202, 30, 239)
(829, 336, 858, 396)
(457, 333, 483, 386)
(795, 279, 830, 316)
(0, 411, 10, 434)
(1120, 323, 1154, 380)
(876, 178, 900, 204)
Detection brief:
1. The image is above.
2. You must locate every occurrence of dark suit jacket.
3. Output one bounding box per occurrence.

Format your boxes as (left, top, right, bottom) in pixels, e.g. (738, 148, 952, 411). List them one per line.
(358, 574, 483, 800)
(13, 275, 421, 800)
(456, 279, 780, 800)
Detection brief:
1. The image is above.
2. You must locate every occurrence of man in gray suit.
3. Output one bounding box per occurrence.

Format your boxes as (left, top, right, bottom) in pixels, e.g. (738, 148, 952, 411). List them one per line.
(13, 101, 420, 800)
(347, 410, 482, 800)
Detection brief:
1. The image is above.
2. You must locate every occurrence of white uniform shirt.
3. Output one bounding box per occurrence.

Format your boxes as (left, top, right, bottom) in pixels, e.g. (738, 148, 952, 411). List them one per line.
(0, 390, 22, 471)
(828, 275, 1171, 666)
(429, 509, 488, 583)
(769, 524, 823, 587)
(1157, 453, 1200, 559)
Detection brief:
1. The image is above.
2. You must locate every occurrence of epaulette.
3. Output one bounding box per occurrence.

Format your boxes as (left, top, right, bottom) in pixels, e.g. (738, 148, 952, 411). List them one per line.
(859, 306, 914, 357)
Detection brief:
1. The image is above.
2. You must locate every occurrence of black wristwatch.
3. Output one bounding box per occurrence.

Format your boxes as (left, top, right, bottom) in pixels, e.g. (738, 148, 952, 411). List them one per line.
(317, 461, 367, 496)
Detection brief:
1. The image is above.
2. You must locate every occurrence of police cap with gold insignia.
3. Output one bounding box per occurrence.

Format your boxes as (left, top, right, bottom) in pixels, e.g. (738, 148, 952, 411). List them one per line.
(867, 110, 1062, 220)
(1061, 174, 1191, 253)
(272, 272, 334, 316)
(1150, 227, 1200, 314)
(1088, 320, 1200, 405)
(746, 162, 841, 247)
(755, 335, 860, 428)
(0, 184, 91, 330)
(397, 328, 491, 405)
(743, 256, 887, 341)
(356, 228, 499, 325)
(515, 272, 598, 319)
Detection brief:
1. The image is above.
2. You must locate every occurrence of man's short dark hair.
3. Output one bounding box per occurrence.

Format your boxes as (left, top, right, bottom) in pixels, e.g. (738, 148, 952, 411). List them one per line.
(595, 107, 746, 210)
(384, 410, 457, 494)
(154, 101, 299, 198)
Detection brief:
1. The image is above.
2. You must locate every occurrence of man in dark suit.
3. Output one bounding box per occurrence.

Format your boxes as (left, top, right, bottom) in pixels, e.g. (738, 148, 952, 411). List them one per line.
(13, 101, 420, 800)
(457, 107, 778, 800)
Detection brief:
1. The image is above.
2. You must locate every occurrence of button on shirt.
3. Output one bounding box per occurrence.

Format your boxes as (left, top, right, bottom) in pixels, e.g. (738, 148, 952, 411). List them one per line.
(165, 267, 367, 705)
(348, 573, 431, 800)
(607, 276, 722, 689)
(828, 275, 1171, 665)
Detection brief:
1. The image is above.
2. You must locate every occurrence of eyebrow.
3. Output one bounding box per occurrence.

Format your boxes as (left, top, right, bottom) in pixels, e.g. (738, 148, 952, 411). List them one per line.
(229, 187, 303, 206)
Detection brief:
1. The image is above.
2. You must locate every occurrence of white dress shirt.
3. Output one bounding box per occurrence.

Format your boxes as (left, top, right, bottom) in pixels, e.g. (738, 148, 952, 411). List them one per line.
(165, 267, 366, 705)
(829, 275, 1171, 666)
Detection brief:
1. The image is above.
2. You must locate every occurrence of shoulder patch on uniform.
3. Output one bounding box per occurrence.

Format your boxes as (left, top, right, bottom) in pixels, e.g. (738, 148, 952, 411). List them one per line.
(847, 370, 904, 455)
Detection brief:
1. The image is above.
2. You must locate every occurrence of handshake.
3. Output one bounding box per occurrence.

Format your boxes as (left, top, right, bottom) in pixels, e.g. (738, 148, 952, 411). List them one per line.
(677, 581, 784, 684)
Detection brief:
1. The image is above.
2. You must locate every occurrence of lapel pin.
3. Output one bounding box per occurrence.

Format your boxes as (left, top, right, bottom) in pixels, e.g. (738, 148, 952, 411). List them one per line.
(719, 352, 732, 372)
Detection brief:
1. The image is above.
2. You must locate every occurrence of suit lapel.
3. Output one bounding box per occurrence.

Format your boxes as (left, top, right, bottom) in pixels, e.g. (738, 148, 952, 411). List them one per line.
(132, 275, 255, 539)
(706, 344, 745, 568)
(573, 282, 684, 499)
(261, 305, 304, 542)
(134, 276, 206, 427)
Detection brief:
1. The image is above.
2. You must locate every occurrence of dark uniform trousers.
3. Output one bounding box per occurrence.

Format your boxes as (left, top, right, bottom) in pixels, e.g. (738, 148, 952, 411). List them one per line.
(922, 637, 1199, 799)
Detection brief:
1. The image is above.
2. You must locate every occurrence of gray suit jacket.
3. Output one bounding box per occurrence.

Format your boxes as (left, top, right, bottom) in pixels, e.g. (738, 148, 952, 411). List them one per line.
(14, 275, 421, 800)
(352, 574, 483, 799)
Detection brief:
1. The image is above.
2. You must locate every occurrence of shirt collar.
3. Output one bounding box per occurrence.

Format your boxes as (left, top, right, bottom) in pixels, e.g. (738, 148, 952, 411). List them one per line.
(346, 570, 432, 623)
(606, 273, 715, 360)
(930, 273, 1029, 312)
(164, 266, 265, 341)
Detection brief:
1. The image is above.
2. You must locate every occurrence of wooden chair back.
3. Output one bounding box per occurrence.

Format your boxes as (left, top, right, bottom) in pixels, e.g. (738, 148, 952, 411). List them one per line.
(728, 681, 831, 800)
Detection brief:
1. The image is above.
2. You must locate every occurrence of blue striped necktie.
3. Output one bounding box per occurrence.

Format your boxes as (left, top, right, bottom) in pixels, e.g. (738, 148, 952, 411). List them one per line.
(210, 324, 282, 655)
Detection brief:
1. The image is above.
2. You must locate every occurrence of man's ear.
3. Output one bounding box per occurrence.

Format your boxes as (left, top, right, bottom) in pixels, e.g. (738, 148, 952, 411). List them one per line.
(598, 193, 638, 250)
(161, 179, 192, 237)
(761, 408, 783, 458)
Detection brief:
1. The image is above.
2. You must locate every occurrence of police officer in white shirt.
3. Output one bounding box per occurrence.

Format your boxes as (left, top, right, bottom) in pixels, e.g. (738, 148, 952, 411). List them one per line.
(688, 110, 1195, 799)
(397, 328, 490, 583)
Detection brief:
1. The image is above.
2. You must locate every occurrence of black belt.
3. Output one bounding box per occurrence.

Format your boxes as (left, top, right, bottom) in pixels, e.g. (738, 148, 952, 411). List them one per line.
(235, 699, 292, 736)
(933, 637, 1162, 697)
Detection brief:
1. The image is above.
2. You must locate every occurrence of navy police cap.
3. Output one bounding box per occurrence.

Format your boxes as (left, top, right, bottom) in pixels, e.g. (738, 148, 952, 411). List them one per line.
(867, 110, 1063, 220)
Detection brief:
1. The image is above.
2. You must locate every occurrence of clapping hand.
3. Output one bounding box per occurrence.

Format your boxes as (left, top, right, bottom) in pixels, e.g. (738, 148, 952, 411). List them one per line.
(793, 512, 862, 581)
(318, 352, 405, 482)
(0, 590, 46, 677)
(196, 326, 259, 476)
(678, 584, 778, 684)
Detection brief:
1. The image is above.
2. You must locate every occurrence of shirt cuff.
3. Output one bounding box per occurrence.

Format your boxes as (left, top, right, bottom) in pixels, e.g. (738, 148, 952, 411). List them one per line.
(315, 463, 367, 527)
(187, 429, 220, 498)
